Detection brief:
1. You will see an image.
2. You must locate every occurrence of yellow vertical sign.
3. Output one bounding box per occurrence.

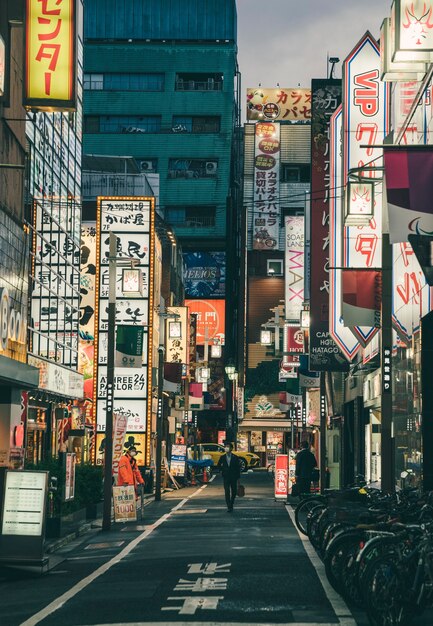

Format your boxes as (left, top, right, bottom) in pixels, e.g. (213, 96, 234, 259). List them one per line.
(25, 0, 76, 110)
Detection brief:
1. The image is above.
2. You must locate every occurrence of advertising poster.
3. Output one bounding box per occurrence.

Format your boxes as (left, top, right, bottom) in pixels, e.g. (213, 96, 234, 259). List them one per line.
(252, 122, 280, 251)
(183, 252, 225, 298)
(170, 444, 187, 477)
(247, 87, 311, 121)
(185, 299, 225, 345)
(274, 454, 288, 500)
(95, 432, 145, 467)
(309, 79, 348, 371)
(64, 453, 76, 501)
(113, 485, 137, 523)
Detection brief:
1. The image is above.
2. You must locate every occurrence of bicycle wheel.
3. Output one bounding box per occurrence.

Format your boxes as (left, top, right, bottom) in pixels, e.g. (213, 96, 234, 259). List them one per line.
(364, 557, 411, 626)
(295, 496, 326, 536)
(307, 506, 328, 550)
(324, 531, 362, 595)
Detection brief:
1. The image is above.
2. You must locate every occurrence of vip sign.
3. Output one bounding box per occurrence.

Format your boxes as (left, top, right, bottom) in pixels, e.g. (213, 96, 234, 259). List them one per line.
(329, 107, 360, 362)
(285, 216, 304, 320)
(392, 242, 431, 342)
(342, 32, 389, 347)
(25, 0, 77, 111)
(252, 122, 281, 251)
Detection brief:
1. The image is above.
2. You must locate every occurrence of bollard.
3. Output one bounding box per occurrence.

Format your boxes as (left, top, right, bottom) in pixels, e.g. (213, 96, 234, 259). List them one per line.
(202, 467, 208, 483)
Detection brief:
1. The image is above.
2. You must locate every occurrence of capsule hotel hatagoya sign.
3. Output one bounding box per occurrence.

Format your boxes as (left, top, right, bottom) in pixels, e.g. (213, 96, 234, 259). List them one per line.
(25, 0, 77, 111)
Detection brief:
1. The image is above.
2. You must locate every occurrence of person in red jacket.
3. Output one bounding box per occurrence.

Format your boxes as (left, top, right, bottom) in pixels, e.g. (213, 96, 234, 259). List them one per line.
(117, 447, 144, 493)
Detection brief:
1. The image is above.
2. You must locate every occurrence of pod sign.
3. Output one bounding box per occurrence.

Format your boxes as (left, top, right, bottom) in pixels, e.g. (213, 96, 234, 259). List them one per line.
(0, 288, 27, 351)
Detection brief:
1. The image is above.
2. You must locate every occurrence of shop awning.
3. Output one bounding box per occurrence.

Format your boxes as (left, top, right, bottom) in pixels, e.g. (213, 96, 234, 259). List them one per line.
(0, 354, 39, 389)
(239, 419, 292, 432)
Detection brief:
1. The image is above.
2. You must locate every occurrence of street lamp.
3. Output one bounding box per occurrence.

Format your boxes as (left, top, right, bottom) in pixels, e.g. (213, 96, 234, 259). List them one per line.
(102, 232, 141, 532)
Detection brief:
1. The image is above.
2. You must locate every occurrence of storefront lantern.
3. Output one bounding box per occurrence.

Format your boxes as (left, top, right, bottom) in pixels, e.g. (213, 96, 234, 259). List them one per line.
(345, 180, 375, 227)
(210, 344, 222, 358)
(121, 268, 143, 297)
(260, 329, 273, 345)
(391, 0, 433, 63)
(380, 17, 426, 81)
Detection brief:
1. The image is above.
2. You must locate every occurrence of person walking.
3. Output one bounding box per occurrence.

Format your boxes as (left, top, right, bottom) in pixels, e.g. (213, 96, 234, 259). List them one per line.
(217, 442, 241, 512)
(117, 446, 144, 493)
(295, 440, 317, 495)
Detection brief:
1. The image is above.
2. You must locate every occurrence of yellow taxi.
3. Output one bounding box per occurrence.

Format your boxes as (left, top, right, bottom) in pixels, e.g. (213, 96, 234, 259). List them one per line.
(198, 443, 260, 472)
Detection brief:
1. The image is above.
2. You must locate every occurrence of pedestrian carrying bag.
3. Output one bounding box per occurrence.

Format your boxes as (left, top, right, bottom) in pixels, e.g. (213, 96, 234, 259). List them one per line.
(291, 482, 300, 497)
(237, 483, 245, 497)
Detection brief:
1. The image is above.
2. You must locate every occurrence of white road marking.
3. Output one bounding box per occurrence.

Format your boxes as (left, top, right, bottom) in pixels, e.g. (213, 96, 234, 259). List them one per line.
(81, 622, 344, 626)
(19, 484, 211, 626)
(285, 505, 357, 626)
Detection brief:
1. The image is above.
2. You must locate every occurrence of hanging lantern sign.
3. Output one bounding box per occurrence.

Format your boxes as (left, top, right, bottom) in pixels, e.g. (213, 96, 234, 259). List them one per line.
(260, 329, 273, 345)
(121, 268, 143, 297)
(344, 181, 375, 226)
(391, 0, 433, 63)
(380, 18, 426, 81)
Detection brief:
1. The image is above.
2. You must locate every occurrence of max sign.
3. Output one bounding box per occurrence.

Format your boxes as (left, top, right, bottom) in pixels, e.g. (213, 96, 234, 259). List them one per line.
(0, 288, 26, 351)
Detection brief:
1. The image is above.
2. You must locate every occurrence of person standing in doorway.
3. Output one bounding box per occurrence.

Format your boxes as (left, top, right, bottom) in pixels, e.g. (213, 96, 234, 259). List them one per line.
(295, 441, 317, 495)
(217, 442, 241, 512)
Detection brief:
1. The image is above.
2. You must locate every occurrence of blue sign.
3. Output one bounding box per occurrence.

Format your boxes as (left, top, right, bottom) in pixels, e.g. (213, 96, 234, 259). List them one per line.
(183, 252, 225, 298)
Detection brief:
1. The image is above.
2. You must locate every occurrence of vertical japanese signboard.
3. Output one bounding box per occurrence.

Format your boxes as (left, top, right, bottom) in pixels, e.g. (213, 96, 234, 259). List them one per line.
(310, 79, 348, 371)
(329, 107, 360, 361)
(342, 32, 388, 347)
(94, 197, 154, 465)
(285, 216, 304, 320)
(25, 0, 77, 111)
(252, 122, 280, 251)
(274, 454, 288, 500)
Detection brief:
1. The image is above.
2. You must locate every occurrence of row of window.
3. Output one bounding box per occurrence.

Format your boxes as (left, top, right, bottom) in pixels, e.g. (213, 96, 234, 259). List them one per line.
(83, 115, 221, 134)
(84, 72, 223, 92)
(166, 205, 216, 227)
(135, 158, 309, 184)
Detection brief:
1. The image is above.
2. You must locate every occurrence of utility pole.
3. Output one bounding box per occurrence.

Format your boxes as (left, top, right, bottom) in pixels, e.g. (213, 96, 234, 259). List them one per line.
(154, 346, 164, 501)
(381, 234, 394, 493)
(102, 233, 117, 531)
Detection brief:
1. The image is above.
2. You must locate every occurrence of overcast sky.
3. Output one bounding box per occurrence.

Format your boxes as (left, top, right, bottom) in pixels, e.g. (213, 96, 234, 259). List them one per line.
(237, 0, 390, 105)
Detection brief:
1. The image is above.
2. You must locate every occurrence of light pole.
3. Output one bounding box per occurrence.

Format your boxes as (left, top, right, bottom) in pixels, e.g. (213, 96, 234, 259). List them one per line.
(102, 232, 140, 532)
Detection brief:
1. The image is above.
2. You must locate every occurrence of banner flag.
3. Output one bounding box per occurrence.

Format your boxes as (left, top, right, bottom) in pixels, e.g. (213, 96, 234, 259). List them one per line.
(384, 147, 433, 243)
(342, 270, 381, 328)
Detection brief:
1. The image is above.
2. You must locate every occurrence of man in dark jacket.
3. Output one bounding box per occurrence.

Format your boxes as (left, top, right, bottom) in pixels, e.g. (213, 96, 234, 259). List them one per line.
(217, 442, 241, 512)
(295, 441, 317, 495)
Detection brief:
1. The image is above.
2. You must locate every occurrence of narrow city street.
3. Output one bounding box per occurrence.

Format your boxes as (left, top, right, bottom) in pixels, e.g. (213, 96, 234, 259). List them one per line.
(0, 473, 355, 626)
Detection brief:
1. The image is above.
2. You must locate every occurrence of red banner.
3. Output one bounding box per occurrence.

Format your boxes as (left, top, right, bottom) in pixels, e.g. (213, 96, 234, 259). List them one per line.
(274, 454, 288, 499)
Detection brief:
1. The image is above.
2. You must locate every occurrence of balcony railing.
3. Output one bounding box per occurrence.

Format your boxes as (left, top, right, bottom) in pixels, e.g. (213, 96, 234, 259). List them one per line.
(175, 80, 223, 91)
(82, 172, 153, 200)
(168, 216, 216, 228)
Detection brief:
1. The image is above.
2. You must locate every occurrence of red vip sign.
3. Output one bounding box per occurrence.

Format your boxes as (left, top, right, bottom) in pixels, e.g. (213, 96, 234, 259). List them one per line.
(342, 32, 389, 347)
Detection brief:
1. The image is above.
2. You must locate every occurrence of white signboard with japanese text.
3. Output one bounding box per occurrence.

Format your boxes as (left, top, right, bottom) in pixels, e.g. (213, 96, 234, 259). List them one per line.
(1, 471, 47, 536)
(252, 122, 280, 251)
(94, 198, 154, 439)
(285, 216, 304, 321)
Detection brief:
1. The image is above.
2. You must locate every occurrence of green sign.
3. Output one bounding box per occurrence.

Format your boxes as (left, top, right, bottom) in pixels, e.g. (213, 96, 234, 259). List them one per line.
(116, 325, 144, 368)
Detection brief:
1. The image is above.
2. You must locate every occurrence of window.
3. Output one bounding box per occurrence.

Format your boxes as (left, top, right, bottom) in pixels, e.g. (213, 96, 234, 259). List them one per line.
(166, 205, 216, 228)
(99, 116, 161, 133)
(84, 73, 164, 91)
(175, 73, 223, 91)
(168, 159, 218, 179)
(83, 73, 103, 90)
(267, 259, 283, 276)
(172, 116, 220, 133)
(281, 163, 311, 183)
(84, 116, 100, 133)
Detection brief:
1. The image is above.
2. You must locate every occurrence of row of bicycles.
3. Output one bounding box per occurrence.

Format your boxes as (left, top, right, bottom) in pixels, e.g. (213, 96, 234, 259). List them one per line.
(294, 480, 433, 625)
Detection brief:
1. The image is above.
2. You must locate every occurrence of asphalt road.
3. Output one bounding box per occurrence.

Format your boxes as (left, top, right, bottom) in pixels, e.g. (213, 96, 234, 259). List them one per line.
(0, 472, 361, 626)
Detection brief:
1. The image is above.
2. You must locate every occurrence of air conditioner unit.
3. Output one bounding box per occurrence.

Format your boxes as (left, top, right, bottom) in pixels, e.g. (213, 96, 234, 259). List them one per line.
(205, 161, 217, 174)
(140, 160, 154, 172)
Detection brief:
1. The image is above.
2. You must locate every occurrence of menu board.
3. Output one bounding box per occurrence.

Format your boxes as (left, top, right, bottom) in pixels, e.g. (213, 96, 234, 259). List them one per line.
(1, 471, 47, 536)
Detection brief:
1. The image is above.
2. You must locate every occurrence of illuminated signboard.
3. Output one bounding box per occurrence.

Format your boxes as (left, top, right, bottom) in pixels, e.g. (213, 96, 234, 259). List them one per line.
(94, 197, 155, 465)
(247, 88, 311, 122)
(25, 0, 77, 110)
